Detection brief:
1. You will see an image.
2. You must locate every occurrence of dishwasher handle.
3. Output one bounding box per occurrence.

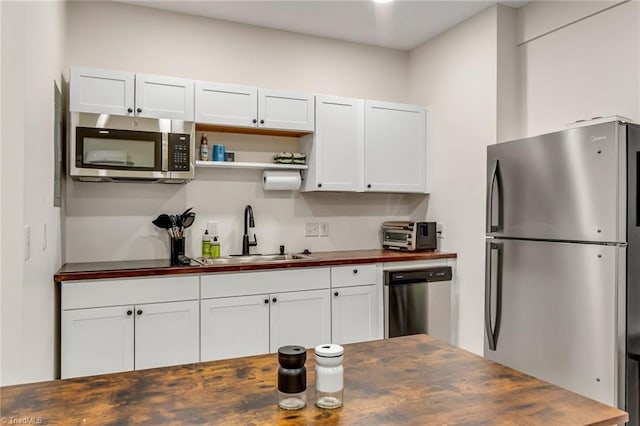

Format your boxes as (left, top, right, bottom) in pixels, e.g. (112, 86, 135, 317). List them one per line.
(385, 267, 452, 285)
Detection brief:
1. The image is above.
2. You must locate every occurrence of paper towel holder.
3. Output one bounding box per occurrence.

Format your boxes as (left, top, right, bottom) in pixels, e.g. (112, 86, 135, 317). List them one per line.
(262, 170, 303, 191)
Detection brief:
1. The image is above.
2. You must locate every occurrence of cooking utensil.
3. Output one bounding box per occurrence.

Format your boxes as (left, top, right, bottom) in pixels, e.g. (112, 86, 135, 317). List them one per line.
(152, 214, 172, 229)
(181, 212, 195, 228)
(180, 207, 193, 222)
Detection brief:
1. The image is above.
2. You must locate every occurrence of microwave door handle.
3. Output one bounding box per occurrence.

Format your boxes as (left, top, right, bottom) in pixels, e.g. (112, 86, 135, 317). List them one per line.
(161, 133, 168, 172)
(486, 159, 504, 233)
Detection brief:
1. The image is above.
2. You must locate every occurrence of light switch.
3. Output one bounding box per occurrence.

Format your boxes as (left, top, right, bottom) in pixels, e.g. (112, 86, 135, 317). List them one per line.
(319, 222, 329, 237)
(305, 223, 319, 237)
(42, 222, 47, 251)
(207, 220, 219, 236)
(25, 225, 31, 261)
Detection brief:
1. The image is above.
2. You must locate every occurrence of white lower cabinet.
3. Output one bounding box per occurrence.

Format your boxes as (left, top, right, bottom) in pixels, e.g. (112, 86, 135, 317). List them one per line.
(62, 300, 199, 378)
(200, 268, 332, 361)
(61, 276, 200, 379)
(201, 289, 331, 361)
(61, 263, 389, 376)
(331, 285, 378, 345)
(134, 300, 199, 370)
(330, 264, 382, 345)
(269, 289, 331, 352)
(201, 294, 270, 362)
(61, 305, 134, 379)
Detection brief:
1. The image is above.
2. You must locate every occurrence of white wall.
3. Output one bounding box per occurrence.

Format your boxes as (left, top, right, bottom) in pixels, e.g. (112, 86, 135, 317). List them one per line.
(64, 1, 423, 262)
(518, 0, 640, 136)
(0, 1, 65, 385)
(408, 6, 499, 355)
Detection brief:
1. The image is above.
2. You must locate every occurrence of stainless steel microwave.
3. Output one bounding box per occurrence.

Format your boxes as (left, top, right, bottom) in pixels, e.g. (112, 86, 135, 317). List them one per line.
(69, 112, 194, 183)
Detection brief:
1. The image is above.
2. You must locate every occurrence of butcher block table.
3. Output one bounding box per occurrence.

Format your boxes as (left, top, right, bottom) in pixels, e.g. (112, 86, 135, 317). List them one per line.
(1, 335, 627, 425)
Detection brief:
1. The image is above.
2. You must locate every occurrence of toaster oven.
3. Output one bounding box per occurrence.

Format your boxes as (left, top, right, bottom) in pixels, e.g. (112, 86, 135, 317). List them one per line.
(382, 221, 437, 251)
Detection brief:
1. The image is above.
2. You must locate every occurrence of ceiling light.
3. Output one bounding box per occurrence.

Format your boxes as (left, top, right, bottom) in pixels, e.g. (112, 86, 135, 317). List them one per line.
(373, 0, 393, 3)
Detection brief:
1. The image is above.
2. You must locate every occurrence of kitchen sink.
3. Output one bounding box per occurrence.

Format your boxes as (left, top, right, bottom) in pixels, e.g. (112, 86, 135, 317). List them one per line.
(195, 253, 318, 266)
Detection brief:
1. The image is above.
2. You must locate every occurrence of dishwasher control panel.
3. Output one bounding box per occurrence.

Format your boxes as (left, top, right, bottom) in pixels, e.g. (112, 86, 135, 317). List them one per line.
(385, 266, 452, 285)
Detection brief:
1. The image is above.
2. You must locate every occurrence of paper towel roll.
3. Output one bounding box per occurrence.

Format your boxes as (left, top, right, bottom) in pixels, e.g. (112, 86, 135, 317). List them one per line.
(262, 170, 302, 191)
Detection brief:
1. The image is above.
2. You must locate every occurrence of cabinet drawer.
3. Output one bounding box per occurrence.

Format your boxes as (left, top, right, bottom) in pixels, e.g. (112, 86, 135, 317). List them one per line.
(62, 275, 199, 310)
(201, 268, 329, 298)
(331, 264, 377, 287)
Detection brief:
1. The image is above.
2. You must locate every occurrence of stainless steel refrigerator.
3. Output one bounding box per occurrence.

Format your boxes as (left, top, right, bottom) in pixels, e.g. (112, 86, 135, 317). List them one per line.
(485, 121, 640, 422)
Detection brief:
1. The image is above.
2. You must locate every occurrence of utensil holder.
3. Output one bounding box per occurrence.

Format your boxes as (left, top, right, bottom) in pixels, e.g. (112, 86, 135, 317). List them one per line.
(170, 237, 185, 266)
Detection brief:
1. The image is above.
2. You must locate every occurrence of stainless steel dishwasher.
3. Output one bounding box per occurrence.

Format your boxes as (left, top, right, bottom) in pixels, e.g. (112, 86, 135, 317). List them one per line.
(384, 266, 453, 343)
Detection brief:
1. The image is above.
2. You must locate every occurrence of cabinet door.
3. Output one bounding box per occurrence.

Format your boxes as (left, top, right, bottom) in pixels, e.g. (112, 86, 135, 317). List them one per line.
(270, 289, 331, 352)
(258, 89, 315, 132)
(332, 285, 379, 345)
(134, 300, 199, 370)
(135, 74, 194, 120)
(194, 81, 258, 127)
(364, 100, 427, 193)
(70, 67, 135, 116)
(306, 95, 364, 191)
(61, 305, 134, 379)
(201, 295, 270, 362)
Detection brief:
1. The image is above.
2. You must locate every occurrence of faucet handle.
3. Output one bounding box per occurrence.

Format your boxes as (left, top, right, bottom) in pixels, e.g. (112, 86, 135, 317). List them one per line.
(251, 234, 258, 247)
(279, 245, 285, 255)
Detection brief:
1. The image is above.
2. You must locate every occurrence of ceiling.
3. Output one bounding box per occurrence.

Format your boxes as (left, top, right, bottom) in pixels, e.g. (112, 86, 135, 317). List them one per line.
(119, 0, 527, 51)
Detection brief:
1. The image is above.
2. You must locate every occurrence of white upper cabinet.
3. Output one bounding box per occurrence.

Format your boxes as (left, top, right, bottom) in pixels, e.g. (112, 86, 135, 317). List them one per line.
(70, 66, 195, 121)
(364, 100, 427, 193)
(195, 82, 314, 132)
(194, 82, 258, 127)
(258, 89, 315, 132)
(70, 67, 135, 116)
(302, 95, 364, 192)
(134, 74, 194, 120)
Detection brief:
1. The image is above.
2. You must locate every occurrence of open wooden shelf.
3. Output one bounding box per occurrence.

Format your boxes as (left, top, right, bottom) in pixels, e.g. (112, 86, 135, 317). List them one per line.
(195, 123, 311, 138)
(195, 161, 308, 170)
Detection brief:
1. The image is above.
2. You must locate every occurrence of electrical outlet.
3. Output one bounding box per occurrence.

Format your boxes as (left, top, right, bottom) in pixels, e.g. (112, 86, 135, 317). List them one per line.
(25, 225, 31, 261)
(305, 222, 319, 237)
(437, 222, 444, 239)
(319, 222, 329, 237)
(42, 222, 47, 251)
(207, 220, 219, 236)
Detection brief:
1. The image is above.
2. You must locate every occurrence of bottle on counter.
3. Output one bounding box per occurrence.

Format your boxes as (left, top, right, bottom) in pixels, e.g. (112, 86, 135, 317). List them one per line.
(211, 236, 220, 258)
(314, 344, 344, 409)
(202, 229, 211, 259)
(200, 134, 209, 161)
(277, 345, 307, 410)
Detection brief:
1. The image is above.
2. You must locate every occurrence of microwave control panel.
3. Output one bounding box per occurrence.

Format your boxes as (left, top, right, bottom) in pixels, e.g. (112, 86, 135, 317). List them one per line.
(168, 134, 191, 171)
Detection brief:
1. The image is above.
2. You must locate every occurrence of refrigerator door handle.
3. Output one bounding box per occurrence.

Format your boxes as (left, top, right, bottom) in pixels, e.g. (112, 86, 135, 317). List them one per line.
(485, 242, 503, 351)
(486, 159, 504, 233)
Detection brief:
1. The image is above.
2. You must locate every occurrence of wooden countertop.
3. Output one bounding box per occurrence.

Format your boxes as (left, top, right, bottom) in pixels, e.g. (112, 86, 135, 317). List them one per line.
(0, 335, 627, 425)
(54, 249, 456, 281)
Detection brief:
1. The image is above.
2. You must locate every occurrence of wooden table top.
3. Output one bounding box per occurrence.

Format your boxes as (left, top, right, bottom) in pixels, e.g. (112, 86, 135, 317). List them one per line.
(54, 249, 457, 281)
(1, 334, 627, 425)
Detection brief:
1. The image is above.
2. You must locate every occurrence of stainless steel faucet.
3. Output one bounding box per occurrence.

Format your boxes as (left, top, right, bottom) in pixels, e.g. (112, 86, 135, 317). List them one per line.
(242, 205, 258, 255)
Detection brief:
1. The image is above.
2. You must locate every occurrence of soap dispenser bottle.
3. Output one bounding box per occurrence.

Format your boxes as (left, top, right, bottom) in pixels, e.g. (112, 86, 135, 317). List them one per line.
(211, 236, 220, 258)
(202, 230, 211, 259)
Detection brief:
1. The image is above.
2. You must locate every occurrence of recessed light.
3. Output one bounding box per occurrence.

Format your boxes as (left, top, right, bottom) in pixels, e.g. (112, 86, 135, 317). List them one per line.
(373, 0, 393, 3)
